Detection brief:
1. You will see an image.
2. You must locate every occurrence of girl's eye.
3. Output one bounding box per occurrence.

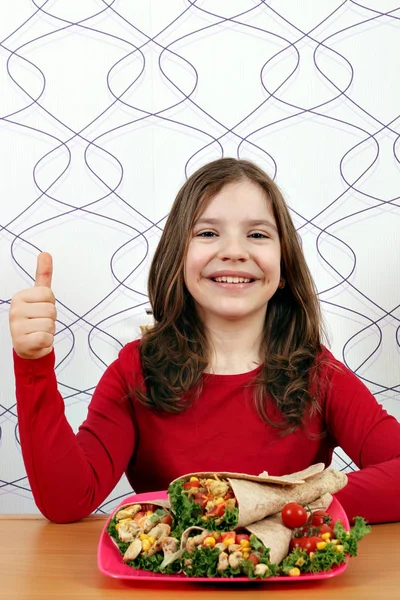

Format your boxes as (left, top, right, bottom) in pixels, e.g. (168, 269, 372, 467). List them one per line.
(249, 232, 269, 239)
(197, 231, 217, 237)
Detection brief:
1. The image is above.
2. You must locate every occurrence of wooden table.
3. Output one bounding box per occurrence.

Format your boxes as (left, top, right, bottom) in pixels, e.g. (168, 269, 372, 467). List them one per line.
(0, 515, 398, 599)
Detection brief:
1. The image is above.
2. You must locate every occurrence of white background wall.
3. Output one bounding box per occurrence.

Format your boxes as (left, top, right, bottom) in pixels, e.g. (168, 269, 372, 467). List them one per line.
(1, 0, 399, 515)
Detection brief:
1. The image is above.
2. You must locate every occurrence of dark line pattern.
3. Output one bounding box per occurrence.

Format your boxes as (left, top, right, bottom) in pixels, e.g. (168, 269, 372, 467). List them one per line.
(1, 0, 399, 513)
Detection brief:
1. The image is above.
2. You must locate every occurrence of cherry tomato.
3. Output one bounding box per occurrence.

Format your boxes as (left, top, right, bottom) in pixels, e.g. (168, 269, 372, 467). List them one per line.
(302, 536, 322, 553)
(310, 510, 332, 527)
(183, 481, 201, 490)
(318, 523, 334, 537)
(289, 537, 305, 552)
(247, 554, 260, 566)
(281, 503, 308, 529)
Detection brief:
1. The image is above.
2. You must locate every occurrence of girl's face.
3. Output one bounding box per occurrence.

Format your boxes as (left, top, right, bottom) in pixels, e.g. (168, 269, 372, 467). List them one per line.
(184, 179, 282, 327)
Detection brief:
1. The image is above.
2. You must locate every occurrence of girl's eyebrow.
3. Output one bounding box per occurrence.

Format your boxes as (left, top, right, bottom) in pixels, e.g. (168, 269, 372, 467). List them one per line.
(195, 217, 278, 232)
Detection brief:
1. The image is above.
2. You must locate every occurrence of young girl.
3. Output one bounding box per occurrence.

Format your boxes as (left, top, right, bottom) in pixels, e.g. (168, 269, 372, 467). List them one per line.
(9, 158, 400, 524)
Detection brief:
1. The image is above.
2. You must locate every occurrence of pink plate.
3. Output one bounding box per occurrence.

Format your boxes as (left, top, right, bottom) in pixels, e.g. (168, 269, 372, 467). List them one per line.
(97, 490, 350, 583)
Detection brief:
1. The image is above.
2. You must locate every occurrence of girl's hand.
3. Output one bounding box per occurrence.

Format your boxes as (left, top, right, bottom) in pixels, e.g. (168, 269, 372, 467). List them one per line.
(9, 252, 57, 359)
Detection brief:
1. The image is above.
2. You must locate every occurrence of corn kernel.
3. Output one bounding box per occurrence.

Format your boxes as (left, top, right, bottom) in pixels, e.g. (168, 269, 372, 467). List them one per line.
(203, 536, 216, 548)
(240, 540, 250, 548)
(242, 553, 250, 559)
(223, 537, 236, 546)
(215, 497, 224, 505)
(146, 511, 153, 516)
(288, 568, 301, 577)
(148, 536, 156, 545)
(330, 539, 339, 545)
(295, 558, 305, 567)
(316, 542, 327, 550)
(139, 533, 149, 540)
(321, 532, 331, 541)
(142, 539, 151, 552)
(309, 552, 315, 562)
(115, 523, 120, 531)
(190, 477, 199, 482)
(335, 545, 344, 553)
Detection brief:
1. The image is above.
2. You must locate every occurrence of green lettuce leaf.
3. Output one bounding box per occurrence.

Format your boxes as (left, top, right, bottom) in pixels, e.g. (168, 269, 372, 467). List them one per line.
(168, 479, 239, 538)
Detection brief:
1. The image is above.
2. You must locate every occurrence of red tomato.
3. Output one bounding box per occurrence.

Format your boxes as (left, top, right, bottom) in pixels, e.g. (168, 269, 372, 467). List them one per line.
(289, 537, 304, 552)
(290, 535, 322, 553)
(183, 481, 201, 490)
(208, 503, 225, 517)
(281, 503, 308, 529)
(302, 536, 322, 553)
(193, 492, 208, 509)
(235, 534, 250, 544)
(318, 524, 334, 537)
(221, 531, 236, 543)
(310, 510, 332, 527)
(159, 513, 172, 526)
(247, 554, 260, 566)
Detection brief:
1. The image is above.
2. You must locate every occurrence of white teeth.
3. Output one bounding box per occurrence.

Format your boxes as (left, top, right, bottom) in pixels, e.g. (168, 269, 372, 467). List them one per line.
(213, 276, 252, 284)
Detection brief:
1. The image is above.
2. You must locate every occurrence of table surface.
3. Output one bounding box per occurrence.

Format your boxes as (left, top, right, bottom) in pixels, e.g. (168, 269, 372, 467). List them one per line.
(0, 515, 398, 600)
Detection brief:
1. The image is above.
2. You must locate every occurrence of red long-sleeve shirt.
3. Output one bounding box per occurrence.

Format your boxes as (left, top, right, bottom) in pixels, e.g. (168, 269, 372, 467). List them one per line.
(14, 341, 400, 524)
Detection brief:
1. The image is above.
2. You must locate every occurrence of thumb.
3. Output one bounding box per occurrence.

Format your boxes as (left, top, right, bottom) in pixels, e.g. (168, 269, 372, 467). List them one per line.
(35, 252, 53, 288)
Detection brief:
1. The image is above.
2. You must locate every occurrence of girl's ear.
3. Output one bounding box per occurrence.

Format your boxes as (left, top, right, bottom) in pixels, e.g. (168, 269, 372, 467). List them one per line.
(278, 278, 286, 289)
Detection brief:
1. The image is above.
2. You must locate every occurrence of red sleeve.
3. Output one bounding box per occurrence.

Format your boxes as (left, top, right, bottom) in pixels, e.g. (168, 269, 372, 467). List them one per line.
(322, 351, 400, 524)
(14, 345, 137, 523)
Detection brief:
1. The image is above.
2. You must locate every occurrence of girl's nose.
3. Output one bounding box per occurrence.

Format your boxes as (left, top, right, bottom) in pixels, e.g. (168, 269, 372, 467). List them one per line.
(217, 236, 250, 261)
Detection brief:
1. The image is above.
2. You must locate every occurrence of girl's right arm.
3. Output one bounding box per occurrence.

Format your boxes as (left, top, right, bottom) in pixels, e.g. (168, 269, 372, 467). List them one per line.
(9, 253, 137, 523)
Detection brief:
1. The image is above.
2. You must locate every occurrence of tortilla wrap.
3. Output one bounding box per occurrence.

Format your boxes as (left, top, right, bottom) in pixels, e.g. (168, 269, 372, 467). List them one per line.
(232, 468, 347, 527)
(170, 463, 325, 487)
(169, 466, 347, 529)
(108, 499, 172, 553)
(245, 493, 333, 564)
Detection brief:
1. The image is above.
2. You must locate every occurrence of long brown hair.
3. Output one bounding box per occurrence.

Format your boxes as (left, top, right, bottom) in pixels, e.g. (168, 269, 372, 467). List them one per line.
(136, 158, 326, 431)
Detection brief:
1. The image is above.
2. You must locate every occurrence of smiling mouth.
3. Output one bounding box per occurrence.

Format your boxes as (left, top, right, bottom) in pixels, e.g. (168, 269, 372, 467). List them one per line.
(211, 276, 254, 284)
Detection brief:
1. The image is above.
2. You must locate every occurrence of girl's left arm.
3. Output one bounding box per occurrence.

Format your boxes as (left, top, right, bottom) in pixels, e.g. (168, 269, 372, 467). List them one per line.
(323, 352, 400, 524)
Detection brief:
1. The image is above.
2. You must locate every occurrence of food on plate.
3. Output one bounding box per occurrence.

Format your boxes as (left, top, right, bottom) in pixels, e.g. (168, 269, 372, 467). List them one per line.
(105, 467, 371, 580)
(168, 465, 348, 536)
(178, 526, 278, 579)
(106, 500, 180, 574)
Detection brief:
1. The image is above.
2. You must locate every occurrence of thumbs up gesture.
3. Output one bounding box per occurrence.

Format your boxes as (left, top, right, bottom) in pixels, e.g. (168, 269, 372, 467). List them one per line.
(9, 253, 57, 359)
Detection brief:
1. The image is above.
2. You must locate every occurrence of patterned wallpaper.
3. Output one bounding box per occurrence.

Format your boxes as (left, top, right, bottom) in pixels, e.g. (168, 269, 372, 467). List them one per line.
(1, 1, 399, 514)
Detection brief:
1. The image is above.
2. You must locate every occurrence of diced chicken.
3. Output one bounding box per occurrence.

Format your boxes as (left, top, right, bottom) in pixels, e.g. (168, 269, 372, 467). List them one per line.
(117, 521, 140, 542)
(147, 523, 171, 557)
(225, 498, 236, 511)
(123, 538, 142, 562)
(217, 551, 229, 571)
(142, 517, 155, 533)
(228, 551, 243, 569)
(161, 537, 179, 556)
(254, 564, 269, 577)
(208, 480, 229, 497)
(185, 530, 209, 553)
(214, 543, 226, 553)
(116, 504, 142, 521)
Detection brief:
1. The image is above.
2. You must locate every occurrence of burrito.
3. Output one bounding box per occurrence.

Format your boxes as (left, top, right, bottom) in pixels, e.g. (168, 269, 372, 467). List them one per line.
(168, 465, 347, 536)
(106, 500, 180, 574)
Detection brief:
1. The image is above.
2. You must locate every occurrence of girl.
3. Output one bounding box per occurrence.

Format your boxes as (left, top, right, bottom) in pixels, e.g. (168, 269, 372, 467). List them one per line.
(9, 158, 400, 524)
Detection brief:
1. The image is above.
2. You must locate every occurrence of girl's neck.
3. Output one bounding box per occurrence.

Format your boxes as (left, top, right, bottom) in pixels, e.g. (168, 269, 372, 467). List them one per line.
(203, 315, 265, 375)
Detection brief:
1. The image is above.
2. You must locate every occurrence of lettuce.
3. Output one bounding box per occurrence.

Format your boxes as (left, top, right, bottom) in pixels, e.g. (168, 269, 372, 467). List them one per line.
(168, 479, 239, 538)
